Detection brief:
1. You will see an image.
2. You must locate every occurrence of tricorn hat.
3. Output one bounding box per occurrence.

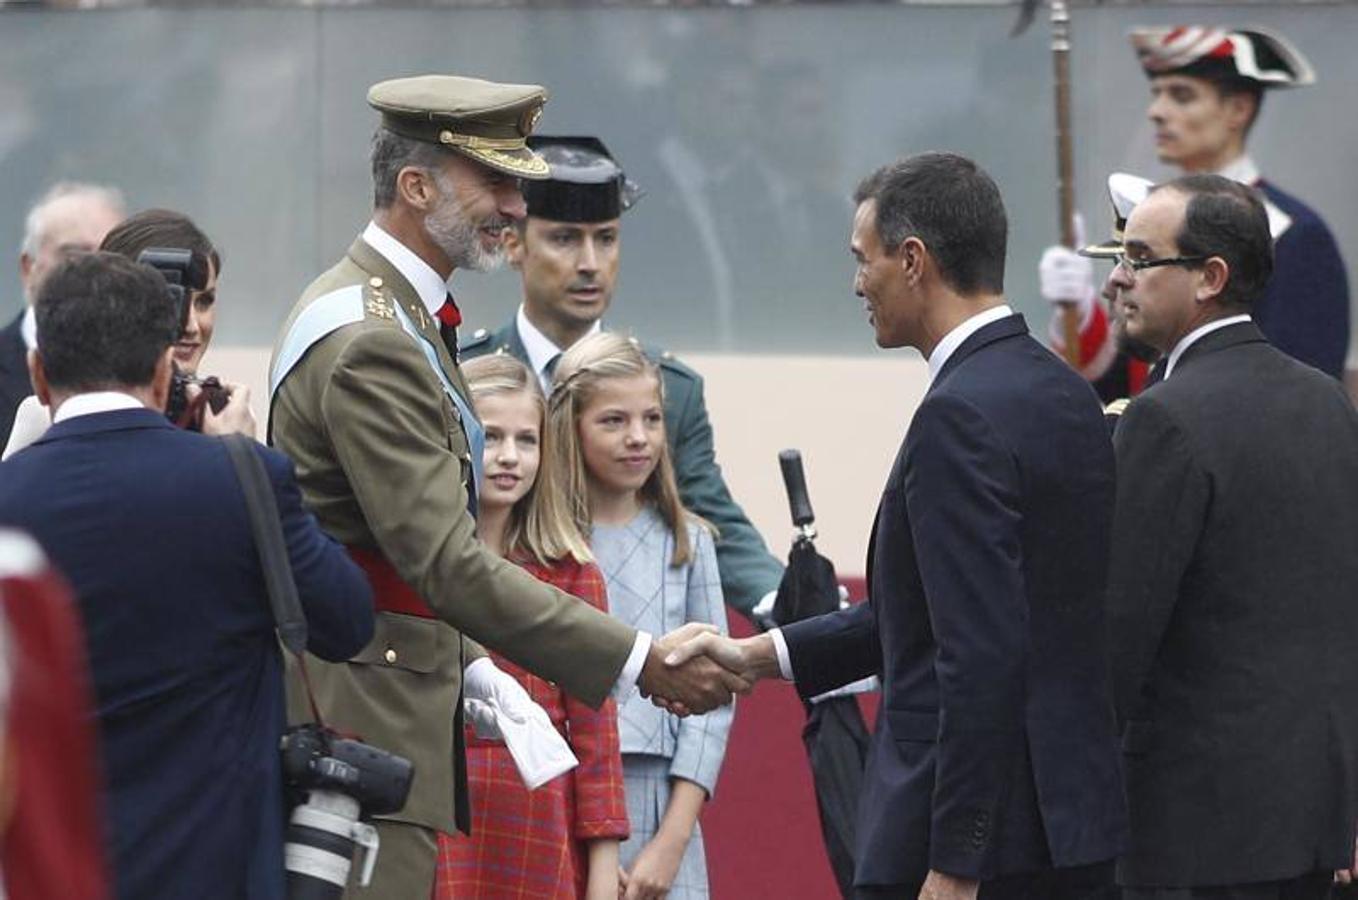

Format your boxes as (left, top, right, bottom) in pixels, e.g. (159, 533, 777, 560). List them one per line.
(367, 74, 551, 179)
(521, 136, 644, 223)
(1130, 26, 1316, 88)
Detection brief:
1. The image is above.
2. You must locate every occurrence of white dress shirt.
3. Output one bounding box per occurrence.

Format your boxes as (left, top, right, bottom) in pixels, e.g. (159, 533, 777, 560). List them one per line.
(360, 225, 653, 696)
(514, 305, 601, 395)
(1163, 315, 1252, 381)
(769, 304, 1016, 681)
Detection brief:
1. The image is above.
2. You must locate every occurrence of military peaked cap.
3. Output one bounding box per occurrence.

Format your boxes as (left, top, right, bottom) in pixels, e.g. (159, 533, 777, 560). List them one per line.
(368, 75, 551, 179)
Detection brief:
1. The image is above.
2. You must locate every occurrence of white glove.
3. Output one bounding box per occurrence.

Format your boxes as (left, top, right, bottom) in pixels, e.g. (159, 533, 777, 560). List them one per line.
(462, 658, 578, 789)
(3, 395, 51, 461)
(1039, 244, 1096, 317)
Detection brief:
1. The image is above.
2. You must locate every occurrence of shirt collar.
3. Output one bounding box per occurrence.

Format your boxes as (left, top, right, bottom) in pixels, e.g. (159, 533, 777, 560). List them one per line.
(515, 304, 602, 392)
(20, 306, 36, 352)
(362, 221, 451, 317)
(52, 391, 145, 424)
(1163, 314, 1252, 379)
(1215, 155, 1260, 187)
(926, 304, 1014, 383)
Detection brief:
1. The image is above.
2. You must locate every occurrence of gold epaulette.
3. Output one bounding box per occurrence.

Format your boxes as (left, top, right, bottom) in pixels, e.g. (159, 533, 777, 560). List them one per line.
(1104, 398, 1131, 417)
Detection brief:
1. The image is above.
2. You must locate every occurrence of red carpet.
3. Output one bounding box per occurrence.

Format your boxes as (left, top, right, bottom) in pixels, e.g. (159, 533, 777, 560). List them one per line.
(704, 580, 875, 900)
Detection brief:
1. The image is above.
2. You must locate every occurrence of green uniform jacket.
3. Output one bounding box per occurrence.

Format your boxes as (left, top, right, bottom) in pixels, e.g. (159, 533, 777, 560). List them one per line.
(269, 237, 636, 834)
(462, 321, 784, 618)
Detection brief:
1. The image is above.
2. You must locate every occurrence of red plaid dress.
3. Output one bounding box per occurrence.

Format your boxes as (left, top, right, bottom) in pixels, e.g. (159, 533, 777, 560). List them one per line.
(436, 556, 630, 899)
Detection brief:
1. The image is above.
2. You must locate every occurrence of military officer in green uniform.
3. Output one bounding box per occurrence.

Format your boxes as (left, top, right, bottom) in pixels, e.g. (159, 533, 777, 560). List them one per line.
(269, 76, 743, 898)
(460, 135, 784, 622)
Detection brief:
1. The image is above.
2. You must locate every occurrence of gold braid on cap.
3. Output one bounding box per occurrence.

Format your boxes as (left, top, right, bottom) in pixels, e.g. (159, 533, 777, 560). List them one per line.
(438, 130, 527, 151)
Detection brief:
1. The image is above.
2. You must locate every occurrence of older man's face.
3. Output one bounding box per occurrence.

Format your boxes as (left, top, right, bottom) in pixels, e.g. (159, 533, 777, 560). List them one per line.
(424, 154, 528, 273)
(851, 200, 918, 349)
(1109, 189, 1204, 354)
(21, 194, 123, 303)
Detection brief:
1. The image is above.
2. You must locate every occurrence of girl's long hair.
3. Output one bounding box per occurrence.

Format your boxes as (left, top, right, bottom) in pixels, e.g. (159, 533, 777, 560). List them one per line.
(546, 332, 713, 566)
(463, 354, 592, 565)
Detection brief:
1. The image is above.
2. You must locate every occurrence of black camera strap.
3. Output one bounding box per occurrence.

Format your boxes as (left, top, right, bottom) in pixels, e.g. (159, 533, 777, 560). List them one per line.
(222, 434, 325, 726)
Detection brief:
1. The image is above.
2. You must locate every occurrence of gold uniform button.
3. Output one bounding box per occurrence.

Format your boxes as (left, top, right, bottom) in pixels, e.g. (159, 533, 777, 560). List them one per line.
(369, 276, 384, 289)
(384, 648, 398, 664)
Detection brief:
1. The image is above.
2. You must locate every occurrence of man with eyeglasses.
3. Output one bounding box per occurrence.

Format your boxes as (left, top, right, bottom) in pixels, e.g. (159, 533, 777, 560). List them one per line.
(1042, 27, 1349, 398)
(1104, 172, 1358, 900)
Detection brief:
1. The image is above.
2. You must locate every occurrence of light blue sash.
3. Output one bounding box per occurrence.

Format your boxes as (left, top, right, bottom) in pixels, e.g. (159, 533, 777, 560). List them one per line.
(390, 302, 484, 516)
(268, 284, 483, 515)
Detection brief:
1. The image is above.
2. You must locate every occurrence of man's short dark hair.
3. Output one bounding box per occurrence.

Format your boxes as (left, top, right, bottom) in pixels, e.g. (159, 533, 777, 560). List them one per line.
(35, 252, 179, 393)
(100, 208, 221, 289)
(853, 152, 1007, 296)
(1159, 173, 1273, 309)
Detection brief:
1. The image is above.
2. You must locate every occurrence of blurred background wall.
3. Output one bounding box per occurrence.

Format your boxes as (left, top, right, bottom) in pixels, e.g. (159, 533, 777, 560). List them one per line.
(4, 3, 1353, 896)
(4, 0, 1355, 570)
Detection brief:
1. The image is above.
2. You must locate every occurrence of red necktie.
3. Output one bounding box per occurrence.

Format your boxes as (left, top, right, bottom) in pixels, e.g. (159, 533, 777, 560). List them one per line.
(437, 294, 462, 328)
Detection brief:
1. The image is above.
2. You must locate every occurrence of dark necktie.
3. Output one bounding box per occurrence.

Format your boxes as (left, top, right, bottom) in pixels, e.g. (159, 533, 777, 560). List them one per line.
(543, 352, 562, 383)
(436, 294, 461, 362)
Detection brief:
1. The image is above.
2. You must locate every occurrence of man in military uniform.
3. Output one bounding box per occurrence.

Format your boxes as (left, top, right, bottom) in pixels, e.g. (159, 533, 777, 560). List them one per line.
(1045, 26, 1349, 395)
(461, 135, 784, 622)
(269, 76, 743, 898)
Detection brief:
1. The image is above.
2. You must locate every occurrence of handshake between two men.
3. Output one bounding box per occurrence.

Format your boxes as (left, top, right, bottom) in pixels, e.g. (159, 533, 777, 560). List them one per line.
(638, 624, 778, 716)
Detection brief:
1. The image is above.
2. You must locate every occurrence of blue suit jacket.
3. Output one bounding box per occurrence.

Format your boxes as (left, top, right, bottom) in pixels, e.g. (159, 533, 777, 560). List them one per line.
(783, 315, 1126, 887)
(1254, 181, 1350, 380)
(0, 408, 373, 900)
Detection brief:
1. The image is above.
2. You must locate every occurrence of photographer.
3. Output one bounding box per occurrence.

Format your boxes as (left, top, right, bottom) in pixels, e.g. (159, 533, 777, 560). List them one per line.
(0, 252, 374, 900)
(2, 209, 253, 457)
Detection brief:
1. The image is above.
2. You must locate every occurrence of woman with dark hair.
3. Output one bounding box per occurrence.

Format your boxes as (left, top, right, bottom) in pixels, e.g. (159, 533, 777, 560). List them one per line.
(100, 209, 221, 375)
(3, 209, 253, 457)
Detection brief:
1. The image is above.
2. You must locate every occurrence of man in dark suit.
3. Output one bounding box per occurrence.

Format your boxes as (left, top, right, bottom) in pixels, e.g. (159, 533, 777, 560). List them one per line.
(0, 181, 124, 445)
(1105, 174, 1358, 900)
(0, 252, 375, 900)
(461, 135, 784, 621)
(669, 153, 1125, 899)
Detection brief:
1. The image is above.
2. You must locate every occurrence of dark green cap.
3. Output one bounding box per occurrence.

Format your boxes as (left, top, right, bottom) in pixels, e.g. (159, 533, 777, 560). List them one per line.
(367, 74, 550, 180)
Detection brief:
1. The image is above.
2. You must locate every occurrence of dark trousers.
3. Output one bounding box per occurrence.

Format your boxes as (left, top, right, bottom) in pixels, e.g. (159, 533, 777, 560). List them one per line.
(853, 860, 1116, 900)
(1123, 871, 1334, 900)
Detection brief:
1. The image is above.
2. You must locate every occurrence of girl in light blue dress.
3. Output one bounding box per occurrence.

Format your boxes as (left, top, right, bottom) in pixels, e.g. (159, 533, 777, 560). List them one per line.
(548, 332, 733, 900)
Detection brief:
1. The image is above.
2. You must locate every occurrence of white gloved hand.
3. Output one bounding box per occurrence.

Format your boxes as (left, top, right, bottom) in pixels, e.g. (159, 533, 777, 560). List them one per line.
(462, 658, 578, 789)
(1039, 244, 1096, 319)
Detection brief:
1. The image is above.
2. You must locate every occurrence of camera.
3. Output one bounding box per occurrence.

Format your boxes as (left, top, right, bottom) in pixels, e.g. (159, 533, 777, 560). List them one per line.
(135, 247, 230, 431)
(279, 724, 414, 899)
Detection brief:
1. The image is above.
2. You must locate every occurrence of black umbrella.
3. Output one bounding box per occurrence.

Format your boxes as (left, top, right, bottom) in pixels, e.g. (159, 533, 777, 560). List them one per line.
(772, 450, 871, 900)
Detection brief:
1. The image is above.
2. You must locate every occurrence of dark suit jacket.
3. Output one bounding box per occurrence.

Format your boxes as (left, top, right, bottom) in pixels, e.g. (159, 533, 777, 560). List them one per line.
(462, 320, 783, 618)
(1107, 321, 1358, 888)
(783, 314, 1125, 888)
(0, 312, 31, 447)
(0, 408, 374, 900)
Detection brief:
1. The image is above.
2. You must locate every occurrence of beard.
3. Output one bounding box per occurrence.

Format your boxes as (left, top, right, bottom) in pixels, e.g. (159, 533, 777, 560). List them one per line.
(424, 173, 509, 273)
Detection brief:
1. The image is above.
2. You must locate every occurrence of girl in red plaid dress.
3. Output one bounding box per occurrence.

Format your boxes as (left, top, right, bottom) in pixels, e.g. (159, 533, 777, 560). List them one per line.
(436, 355, 629, 900)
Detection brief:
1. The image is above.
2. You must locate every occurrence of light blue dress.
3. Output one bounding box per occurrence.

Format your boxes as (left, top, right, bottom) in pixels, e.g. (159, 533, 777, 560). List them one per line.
(592, 506, 733, 899)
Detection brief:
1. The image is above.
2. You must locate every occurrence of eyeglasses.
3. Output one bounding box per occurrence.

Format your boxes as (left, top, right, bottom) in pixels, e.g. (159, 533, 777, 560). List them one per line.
(1115, 253, 1210, 275)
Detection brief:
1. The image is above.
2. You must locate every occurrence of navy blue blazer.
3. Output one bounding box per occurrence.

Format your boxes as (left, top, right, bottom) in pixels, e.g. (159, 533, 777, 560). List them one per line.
(783, 314, 1126, 887)
(0, 408, 373, 900)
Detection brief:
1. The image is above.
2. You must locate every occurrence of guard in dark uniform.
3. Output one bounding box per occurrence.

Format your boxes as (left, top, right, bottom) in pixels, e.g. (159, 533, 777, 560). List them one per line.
(1045, 26, 1349, 392)
(461, 135, 784, 622)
